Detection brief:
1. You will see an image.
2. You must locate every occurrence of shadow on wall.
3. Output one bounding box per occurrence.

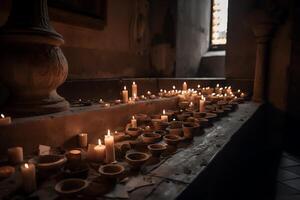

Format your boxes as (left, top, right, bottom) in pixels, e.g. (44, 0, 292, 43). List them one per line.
(0, 84, 9, 109)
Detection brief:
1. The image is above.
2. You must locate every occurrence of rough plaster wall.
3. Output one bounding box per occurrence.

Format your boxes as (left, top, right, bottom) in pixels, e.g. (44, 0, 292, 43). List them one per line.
(0, 0, 154, 79)
(225, 0, 256, 80)
(176, 0, 211, 77)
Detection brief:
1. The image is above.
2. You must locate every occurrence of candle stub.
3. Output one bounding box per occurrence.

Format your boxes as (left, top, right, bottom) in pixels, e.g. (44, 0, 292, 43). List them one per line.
(0, 114, 11, 126)
(78, 133, 88, 148)
(7, 147, 23, 165)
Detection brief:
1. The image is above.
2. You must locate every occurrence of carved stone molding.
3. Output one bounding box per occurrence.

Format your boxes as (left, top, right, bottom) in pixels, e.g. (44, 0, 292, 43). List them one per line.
(0, 0, 69, 116)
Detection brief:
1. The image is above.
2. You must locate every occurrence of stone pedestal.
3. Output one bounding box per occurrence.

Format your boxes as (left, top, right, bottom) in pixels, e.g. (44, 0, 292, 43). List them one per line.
(0, 0, 69, 116)
(249, 9, 278, 102)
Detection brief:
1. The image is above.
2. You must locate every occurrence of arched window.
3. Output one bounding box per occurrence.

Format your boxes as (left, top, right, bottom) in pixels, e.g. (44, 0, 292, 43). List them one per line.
(210, 0, 228, 50)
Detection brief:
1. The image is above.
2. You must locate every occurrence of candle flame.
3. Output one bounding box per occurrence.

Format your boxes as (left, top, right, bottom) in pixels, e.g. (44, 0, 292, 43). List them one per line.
(238, 89, 241, 93)
(160, 89, 163, 92)
(132, 116, 135, 120)
(25, 163, 29, 169)
(124, 86, 127, 90)
(173, 85, 176, 89)
(1, 114, 4, 118)
(107, 129, 111, 136)
(216, 84, 219, 88)
(198, 84, 200, 88)
(133, 81, 136, 85)
(163, 109, 166, 115)
(183, 82, 187, 85)
(98, 139, 102, 145)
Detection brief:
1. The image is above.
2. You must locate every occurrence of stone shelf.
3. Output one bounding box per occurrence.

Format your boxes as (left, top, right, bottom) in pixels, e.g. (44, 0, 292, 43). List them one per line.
(0, 97, 179, 155)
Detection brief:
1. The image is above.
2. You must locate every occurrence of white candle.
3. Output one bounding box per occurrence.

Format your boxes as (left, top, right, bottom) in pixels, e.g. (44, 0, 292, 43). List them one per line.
(105, 130, 115, 163)
(199, 96, 206, 113)
(78, 133, 88, 148)
(132, 82, 137, 98)
(161, 109, 168, 122)
(94, 139, 106, 163)
(131, 116, 137, 128)
(183, 82, 187, 91)
(8, 147, 23, 165)
(122, 86, 128, 103)
(0, 114, 11, 126)
(20, 163, 36, 193)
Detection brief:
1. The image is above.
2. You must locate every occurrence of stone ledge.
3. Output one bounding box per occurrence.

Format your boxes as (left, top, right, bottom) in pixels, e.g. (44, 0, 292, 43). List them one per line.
(0, 97, 179, 155)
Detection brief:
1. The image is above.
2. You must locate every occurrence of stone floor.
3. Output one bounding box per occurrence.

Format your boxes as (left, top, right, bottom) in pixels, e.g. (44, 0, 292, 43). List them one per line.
(276, 152, 300, 200)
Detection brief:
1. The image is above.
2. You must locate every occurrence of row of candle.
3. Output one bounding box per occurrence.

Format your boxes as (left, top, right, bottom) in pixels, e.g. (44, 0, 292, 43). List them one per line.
(78, 130, 115, 163)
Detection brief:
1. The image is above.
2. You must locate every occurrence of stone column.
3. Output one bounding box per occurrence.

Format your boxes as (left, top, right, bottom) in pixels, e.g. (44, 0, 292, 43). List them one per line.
(249, 9, 278, 102)
(0, 0, 69, 116)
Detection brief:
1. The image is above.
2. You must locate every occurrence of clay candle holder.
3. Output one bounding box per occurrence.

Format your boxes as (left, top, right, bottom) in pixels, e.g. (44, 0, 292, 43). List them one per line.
(55, 179, 89, 196)
(147, 144, 167, 157)
(182, 122, 200, 139)
(126, 127, 141, 137)
(153, 130, 167, 136)
(141, 132, 161, 144)
(205, 113, 218, 122)
(193, 112, 206, 118)
(125, 152, 150, 169)
(163, 134, 182, 146)
(0, 166, 15, 180)
(30, 155, 67, 171)
(99, 164, 125, 179)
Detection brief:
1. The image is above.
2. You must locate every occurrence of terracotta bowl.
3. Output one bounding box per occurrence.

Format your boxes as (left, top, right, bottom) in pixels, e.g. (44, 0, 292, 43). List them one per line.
(99, 164, 125, 179)
(126, 127, 141, 137)
(147, 144, 167, 157)
(125, 152, 150, 168)
(198, 118, 211, 128)
(182, 122, 200, 139)
(55, 178, 89, 195)
(212, 109, 225, 117)
(63, 162, 89, 179)
(141, 132, 162, 144)
(205, 113, 218, 122)
(153, 130, 167, 136)
(193, 112, 207, 118)
(167, 127, 183, 136)
(30, 155, 67, 171)
(0, 166, 15, 180)
(163, 134, 182, 146)
(169, 121, 184, 129)
(176, 113, 190, 121)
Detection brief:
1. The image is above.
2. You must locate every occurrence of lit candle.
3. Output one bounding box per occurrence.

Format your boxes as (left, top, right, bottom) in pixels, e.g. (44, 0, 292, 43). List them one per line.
(132, 82, 138, 98)
(197, 84, 201, 89)
(199, 95, 206, 113)
(99, 99, 104, 104)
(147, 91, 151, 96)
(241, 92, 245, 98)
(161, 109, 168, 122)
(94, 139, 106, 163)
(105, 130, 115, 163)
(78, 133, 88, 148)
(122, 86, 129, 103)
(20, 163, 36, 193)
(131, 116, 137, 128)
(0, 114, 11, 126)
(7, 147, 23, 165)
(183, 82, 187, 91)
